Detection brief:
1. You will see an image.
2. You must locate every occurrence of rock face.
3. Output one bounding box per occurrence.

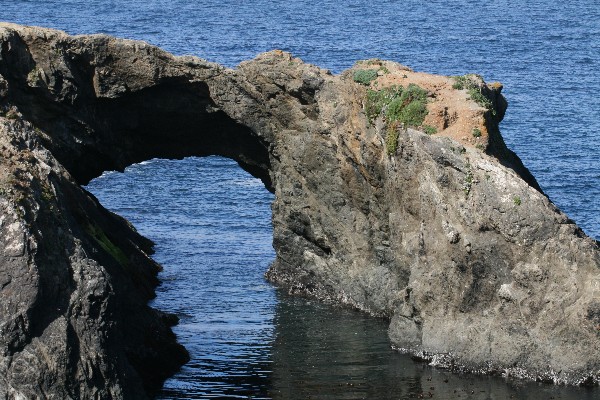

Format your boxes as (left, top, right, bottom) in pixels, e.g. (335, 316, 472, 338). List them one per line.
(0, 23, 598, 398)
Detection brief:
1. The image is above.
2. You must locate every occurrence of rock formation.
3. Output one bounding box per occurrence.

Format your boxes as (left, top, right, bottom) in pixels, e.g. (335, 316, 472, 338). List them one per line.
(0, 23, 598, 398)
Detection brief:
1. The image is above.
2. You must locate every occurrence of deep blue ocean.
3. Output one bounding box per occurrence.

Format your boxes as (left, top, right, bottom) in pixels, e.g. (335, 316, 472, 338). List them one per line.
(3, 1, 599, 398)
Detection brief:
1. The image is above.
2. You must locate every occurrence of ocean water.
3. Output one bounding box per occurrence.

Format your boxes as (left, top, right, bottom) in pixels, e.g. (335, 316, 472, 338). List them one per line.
(3, 0, 600, 398)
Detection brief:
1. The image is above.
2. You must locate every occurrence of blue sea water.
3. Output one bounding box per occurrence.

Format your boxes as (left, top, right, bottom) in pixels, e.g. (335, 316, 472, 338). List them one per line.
(2, 0, 599, 398)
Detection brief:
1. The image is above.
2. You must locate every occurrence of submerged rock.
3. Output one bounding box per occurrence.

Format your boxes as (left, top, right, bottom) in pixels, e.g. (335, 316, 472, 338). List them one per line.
(0, 23, 598, 398)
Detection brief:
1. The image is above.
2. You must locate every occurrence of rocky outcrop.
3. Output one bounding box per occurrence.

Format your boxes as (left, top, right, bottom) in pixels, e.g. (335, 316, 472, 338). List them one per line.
(0, 23, 598, 398)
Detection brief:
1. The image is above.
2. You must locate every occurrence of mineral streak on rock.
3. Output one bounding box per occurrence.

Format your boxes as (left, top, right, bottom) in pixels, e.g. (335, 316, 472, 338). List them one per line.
(0, 23, 598, 398)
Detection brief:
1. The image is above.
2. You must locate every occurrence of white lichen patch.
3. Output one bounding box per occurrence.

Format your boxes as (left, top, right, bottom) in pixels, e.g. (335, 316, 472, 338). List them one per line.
(498, 283, 520, 302)
(0, 202, 27, 257)
(2, 221, 26, 257)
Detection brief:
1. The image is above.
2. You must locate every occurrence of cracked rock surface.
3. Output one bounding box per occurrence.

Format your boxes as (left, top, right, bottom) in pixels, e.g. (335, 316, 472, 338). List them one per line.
(0, 23, 598, 398)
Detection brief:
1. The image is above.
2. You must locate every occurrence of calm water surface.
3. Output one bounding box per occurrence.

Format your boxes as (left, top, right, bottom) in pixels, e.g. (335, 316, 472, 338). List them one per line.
(4, 0, 600, 398)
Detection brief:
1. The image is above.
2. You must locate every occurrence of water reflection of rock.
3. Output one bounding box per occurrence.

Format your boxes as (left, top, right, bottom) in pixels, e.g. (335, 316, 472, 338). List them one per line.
(269, 290, 598, 400)
(270, 290, 425, 399)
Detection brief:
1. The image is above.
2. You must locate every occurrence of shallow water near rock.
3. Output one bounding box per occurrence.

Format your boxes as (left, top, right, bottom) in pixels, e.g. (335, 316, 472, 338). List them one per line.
(6, 0, 600, 398)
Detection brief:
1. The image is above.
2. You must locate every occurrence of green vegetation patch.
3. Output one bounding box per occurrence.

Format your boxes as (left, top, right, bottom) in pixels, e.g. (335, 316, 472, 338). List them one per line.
(386, 84, 428, 126)
(365, 83, 431, 154)
(452, 75, 471, 90)
(472, 128, 482, 138)
(365, 85, 403, 123)
(513, 196, 522, 206)
(468, 88, 495, 114)
(385, 122, 401, 155)
(452, 74, 496, 115)
(366, 83, 429, 127)
(353, 69, 378, 86)
(423, 125, 437, 135)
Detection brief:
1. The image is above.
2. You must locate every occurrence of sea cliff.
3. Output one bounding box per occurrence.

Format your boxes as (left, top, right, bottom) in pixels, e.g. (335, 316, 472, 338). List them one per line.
(0, 23, 598, 398)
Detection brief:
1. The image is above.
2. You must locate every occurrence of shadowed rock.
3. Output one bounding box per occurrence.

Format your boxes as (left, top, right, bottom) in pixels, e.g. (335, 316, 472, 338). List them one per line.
(0, 23, 598, 398)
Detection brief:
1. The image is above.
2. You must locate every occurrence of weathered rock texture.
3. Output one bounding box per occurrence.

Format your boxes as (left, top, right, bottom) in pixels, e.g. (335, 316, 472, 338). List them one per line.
(0, 23, 598, 398)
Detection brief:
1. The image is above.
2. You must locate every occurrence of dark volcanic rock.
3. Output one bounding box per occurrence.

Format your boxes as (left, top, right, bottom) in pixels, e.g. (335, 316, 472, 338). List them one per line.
(0, 23, 598, 398)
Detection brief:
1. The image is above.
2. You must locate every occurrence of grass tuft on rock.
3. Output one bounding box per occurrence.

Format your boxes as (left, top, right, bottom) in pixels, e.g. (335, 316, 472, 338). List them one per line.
(365, 85, 403, 123)
(452, 74, 496, 115)
(353, 69, 378, 86)
(365, 83, 430, 155)
(468, 88, 494, 114)
(385, 122, 401, 155)
(85, 223, 130, 267)
(513, 196, 522, 206)
(423, 125, 437, 135)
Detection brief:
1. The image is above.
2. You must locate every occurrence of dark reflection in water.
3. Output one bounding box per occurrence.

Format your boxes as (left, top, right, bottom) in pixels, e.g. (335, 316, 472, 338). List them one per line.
(86, 156, 598, 400)
(270, 293, 423, 400)
(270, 294, 599, 400)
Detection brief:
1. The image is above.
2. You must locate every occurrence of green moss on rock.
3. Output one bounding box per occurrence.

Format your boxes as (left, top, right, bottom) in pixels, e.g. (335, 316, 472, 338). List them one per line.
(85, 222, 130, 267)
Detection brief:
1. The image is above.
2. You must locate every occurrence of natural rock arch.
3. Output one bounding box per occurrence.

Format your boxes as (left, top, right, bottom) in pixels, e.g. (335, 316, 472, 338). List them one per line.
(0, 24, 598, 399)
(0, 28, 273, 188)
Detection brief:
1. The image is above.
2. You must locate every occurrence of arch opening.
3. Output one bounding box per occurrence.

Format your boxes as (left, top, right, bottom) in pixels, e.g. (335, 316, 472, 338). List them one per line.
(86, 156, 277, 397)
(0, 40, 279, 394)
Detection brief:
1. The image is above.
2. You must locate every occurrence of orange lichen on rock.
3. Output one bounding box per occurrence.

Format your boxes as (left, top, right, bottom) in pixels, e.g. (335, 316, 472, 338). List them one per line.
(349, 59, 504, 151)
